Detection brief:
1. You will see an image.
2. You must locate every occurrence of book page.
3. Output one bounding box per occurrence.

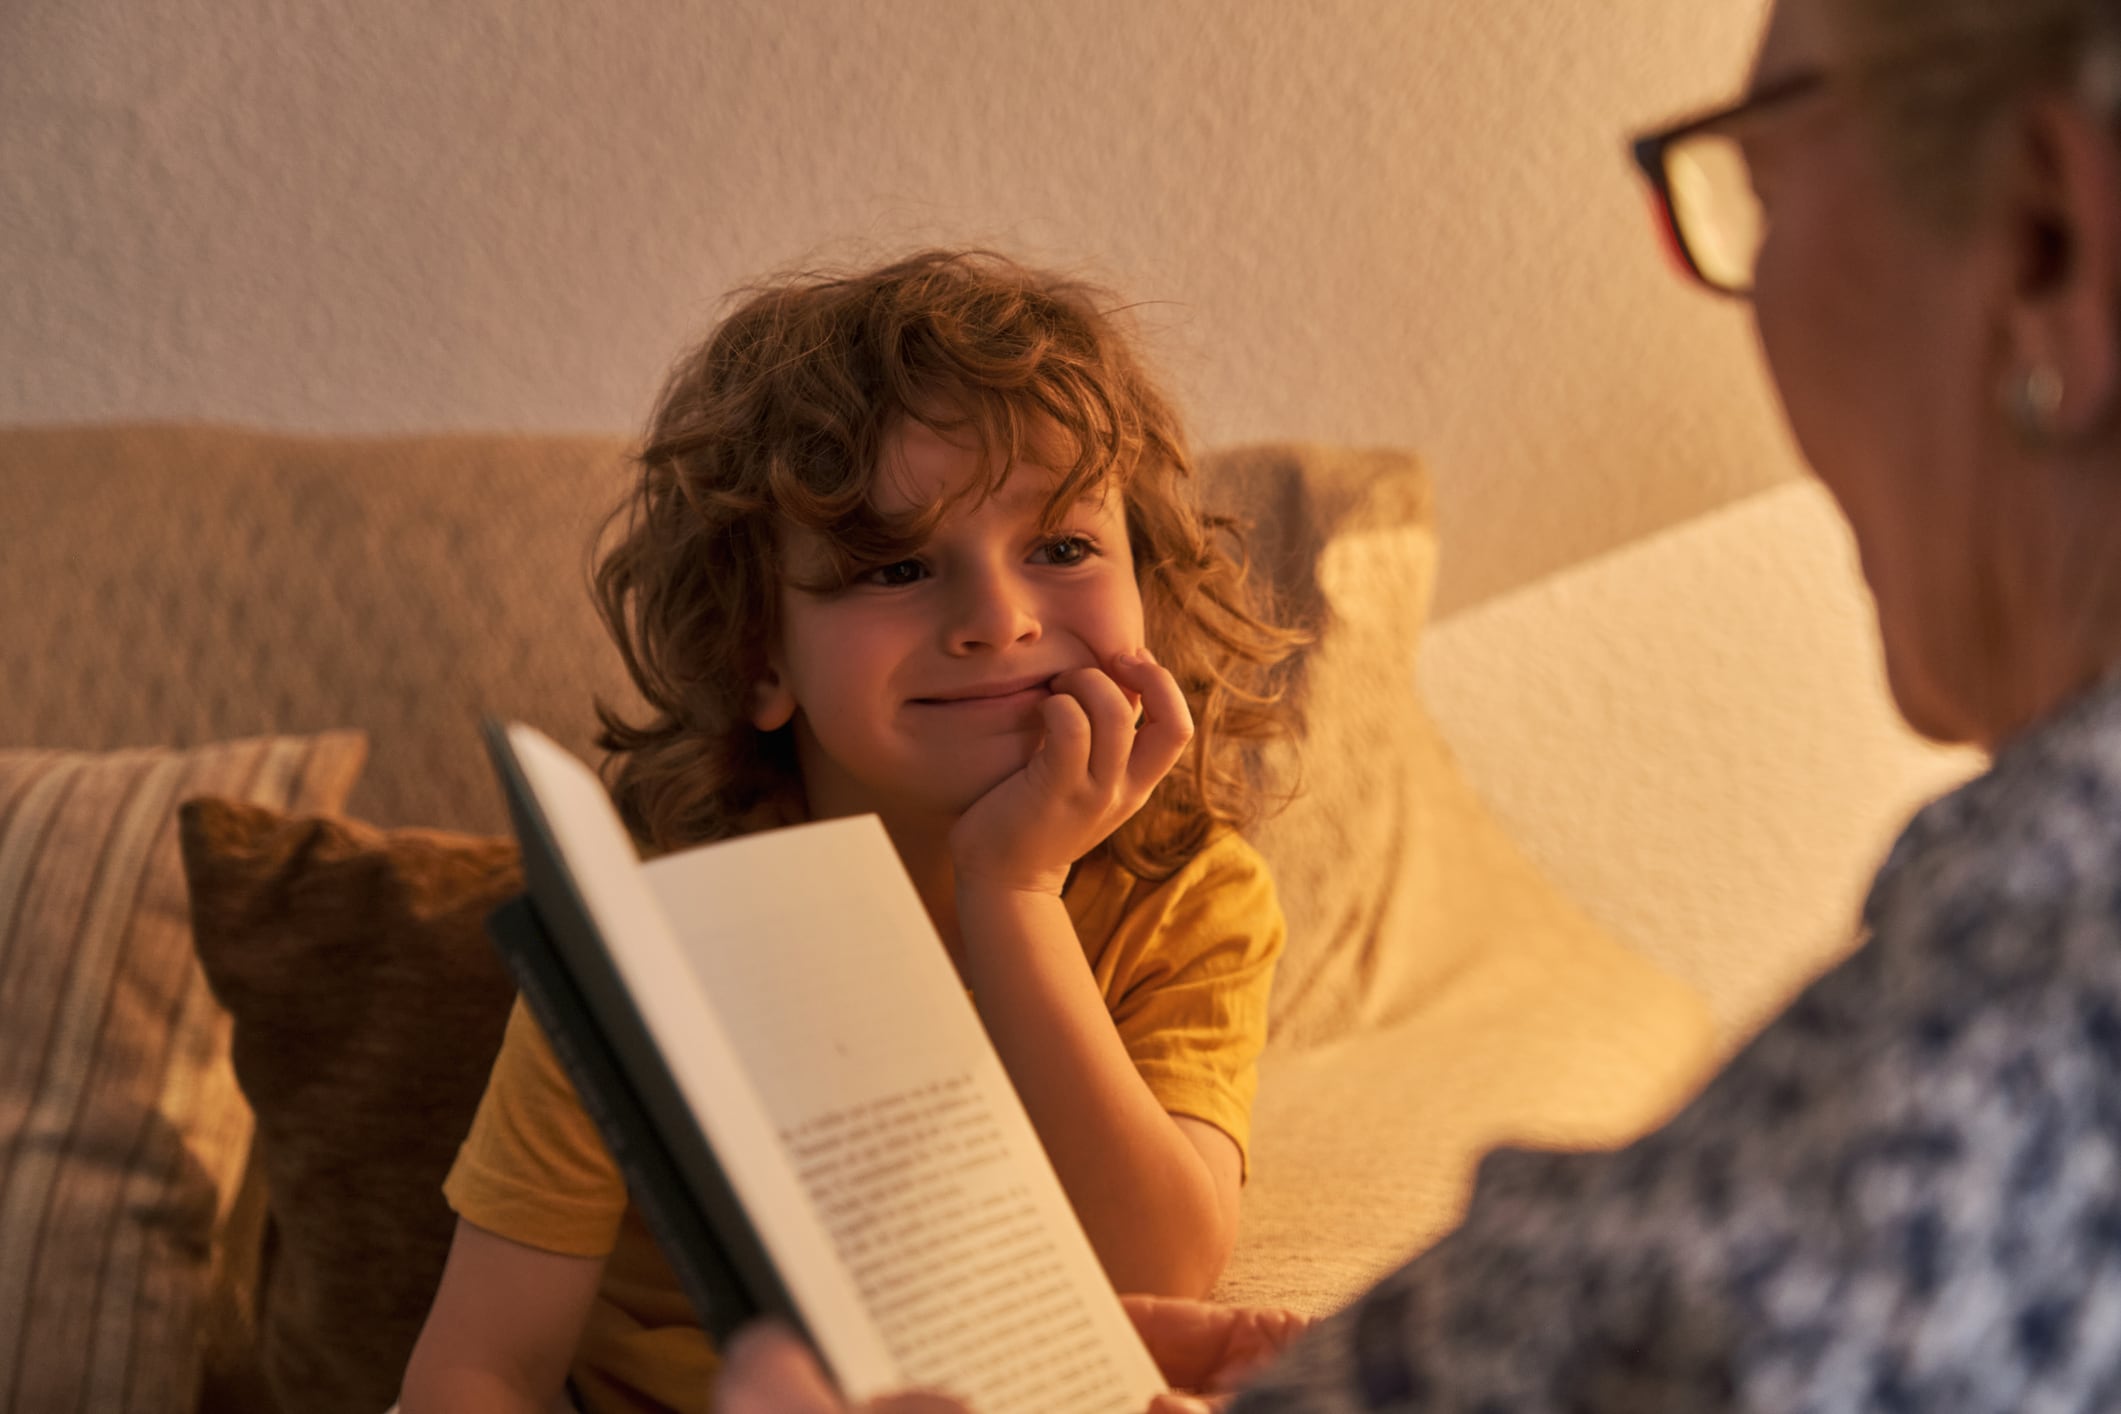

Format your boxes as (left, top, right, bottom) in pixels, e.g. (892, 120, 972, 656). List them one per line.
(502, 728, 899, 1395)
(646, 818, 1164, 1413)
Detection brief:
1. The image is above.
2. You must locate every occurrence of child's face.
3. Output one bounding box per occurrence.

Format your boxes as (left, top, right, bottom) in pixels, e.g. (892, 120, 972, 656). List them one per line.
(757, 418, 1146, 824)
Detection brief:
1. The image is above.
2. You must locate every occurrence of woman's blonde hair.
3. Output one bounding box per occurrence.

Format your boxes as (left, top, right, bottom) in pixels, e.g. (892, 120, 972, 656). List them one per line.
(592, 249, 1304, 879)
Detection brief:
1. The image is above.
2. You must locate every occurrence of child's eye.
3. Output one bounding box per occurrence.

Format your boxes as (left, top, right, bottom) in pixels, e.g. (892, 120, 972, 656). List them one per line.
(861, 559, 928, 587)
(1033, 535, 1097, 567)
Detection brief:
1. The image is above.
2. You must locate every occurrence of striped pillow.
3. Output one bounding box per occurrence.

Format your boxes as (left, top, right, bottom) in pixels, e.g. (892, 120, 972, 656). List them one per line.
(0, 733, 367, 1414)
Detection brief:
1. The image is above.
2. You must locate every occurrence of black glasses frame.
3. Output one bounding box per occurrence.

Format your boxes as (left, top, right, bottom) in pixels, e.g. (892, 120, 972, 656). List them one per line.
(1629, 70, 1825, 297)
(1630, 22, 2083, 296)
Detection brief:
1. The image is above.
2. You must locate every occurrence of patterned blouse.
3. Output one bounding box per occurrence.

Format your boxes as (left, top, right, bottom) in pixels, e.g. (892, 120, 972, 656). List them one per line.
(1233, 667, 2121, 1412)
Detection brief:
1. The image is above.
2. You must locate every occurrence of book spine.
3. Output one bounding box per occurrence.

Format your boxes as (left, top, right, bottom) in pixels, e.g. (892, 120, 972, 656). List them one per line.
(491, 898, 758, 1343)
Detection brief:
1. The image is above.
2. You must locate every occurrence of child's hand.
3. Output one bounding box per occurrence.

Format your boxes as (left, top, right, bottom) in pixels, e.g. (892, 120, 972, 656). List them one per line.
(1124, 1294, 1312, 1410)
(949, 650, 1193, 896)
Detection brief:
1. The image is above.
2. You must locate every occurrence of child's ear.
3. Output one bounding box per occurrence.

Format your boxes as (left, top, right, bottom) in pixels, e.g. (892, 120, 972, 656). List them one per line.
(749, 666, 797, 732)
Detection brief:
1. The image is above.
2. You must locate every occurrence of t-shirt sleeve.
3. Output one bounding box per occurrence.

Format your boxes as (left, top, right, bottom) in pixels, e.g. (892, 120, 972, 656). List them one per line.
(442, 994, 631, 1258)
(1097, 832, 1285, 1175)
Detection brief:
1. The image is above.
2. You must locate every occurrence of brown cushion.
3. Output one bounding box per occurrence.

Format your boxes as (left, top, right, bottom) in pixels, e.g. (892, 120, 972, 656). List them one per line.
(0, 733, 365, 1414)
(179, 799, 523, 1414)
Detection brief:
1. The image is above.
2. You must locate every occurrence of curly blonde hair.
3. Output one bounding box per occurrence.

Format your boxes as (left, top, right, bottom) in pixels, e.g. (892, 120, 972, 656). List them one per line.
(592, 249, 1303, 880)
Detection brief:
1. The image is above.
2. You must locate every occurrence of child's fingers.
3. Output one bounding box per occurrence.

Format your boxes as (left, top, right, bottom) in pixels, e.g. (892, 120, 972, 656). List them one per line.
(1104, 649, 1176, 720)
(1123, 1295, 1309, 1398)
(1034, 688, 1094, 786)
(1114, 654, 1194, 796)
(1050, 667, 1138, 789)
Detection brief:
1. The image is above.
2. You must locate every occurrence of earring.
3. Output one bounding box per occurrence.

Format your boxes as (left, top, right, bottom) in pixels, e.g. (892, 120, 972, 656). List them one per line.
(2008, 364, 2067, 442)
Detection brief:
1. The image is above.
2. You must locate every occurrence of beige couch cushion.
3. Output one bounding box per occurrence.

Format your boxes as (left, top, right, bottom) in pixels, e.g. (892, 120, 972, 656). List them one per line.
(1215, 920, 1714, 1312)
(1200, 450, 1717, 1309)
(0, 732, 366, 1414)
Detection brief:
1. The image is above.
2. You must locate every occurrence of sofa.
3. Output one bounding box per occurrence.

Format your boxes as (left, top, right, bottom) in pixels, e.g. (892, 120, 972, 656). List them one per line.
(1, 424, 1722, 1414)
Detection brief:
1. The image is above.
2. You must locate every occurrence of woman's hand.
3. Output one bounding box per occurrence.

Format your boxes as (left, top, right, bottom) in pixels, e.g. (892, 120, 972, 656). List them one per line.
(715, 1298, 1312, 1414)
(949, 650, 1194, 896)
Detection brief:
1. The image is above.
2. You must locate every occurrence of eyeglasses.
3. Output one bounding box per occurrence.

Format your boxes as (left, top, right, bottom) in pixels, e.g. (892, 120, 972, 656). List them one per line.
(1632, 23, 2103, 298)
(1629, 70, 1825, 299)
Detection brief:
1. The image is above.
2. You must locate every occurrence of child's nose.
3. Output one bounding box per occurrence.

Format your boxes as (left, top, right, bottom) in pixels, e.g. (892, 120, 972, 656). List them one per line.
(946, 571, 1041, 653)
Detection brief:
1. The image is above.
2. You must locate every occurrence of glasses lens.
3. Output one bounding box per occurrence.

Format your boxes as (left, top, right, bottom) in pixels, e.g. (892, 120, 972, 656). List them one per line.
(1665, 132, 1762, 294)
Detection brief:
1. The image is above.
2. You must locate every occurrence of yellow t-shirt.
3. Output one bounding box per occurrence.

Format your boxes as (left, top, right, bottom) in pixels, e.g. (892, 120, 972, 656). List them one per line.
(442, 830, 1284, 1414)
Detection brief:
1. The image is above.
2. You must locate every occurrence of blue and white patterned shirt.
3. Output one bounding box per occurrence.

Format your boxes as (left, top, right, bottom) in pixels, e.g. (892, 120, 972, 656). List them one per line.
(1234, 667, 2121, 1412)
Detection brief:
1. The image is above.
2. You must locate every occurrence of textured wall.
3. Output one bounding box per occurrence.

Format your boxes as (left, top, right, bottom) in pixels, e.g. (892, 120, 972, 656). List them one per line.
(1421, 479, 1985, 1043)
(2, 0, 1786, 612)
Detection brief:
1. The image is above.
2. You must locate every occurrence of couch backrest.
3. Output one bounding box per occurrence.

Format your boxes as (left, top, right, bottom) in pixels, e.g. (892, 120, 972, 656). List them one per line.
(4, 422, 1709, 1058)
(5, 424, 641, 833)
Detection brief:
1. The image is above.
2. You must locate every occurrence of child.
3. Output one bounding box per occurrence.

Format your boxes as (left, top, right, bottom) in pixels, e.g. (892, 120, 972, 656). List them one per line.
(401, 249, 1301, 1414)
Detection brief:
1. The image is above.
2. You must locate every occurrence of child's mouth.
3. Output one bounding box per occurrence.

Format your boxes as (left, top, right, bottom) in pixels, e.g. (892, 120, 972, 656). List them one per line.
(910, 675, 1056, 709)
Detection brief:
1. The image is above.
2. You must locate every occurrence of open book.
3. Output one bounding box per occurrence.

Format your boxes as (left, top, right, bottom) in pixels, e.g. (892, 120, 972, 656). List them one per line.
(480, 721, 1166, 1413)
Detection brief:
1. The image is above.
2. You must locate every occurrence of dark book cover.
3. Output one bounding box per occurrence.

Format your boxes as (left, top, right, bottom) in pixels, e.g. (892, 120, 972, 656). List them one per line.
(480, 720, 811, 1354)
